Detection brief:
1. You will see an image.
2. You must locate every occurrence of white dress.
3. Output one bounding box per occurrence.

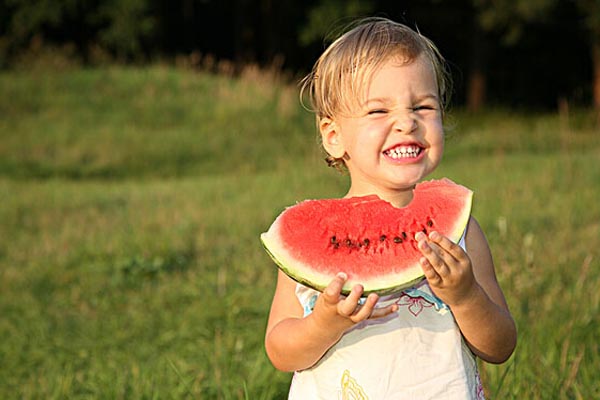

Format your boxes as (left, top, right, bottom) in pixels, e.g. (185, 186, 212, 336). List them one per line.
(288, 233, 485, 400)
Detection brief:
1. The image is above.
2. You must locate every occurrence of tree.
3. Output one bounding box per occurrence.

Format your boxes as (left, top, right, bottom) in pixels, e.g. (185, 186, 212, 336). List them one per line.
(298, 0, 374, 47)
(94, 0, 157, 61)
(0, 0, 156, 65)
(0, 0, 84, 65)
(575, 0, 600, 112)
(468, 0, 556, 111)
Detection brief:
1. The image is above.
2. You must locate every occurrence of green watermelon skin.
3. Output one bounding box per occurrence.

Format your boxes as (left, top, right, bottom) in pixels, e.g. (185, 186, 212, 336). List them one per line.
(261, 179, 473, 295)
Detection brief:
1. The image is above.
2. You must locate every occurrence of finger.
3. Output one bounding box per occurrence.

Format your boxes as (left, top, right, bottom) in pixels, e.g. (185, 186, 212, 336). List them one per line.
(417, 238, 450, 277)
(369, 301, 399, 319)
(420, 256, 442, 285)
(414, 231, 427, 242)
(428, 231, 464, 262)
(348, 292, 378, 321)
(339, 284, 365, 316)
(419, 233, 455, 265)
(322, 272, 347, 305)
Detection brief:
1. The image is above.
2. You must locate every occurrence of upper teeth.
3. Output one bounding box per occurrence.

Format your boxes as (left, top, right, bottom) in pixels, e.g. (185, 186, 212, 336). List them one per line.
(387, 145, 420, 159)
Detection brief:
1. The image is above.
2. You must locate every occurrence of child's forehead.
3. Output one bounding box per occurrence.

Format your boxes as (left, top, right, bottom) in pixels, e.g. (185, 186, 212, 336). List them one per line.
(344, 51, 427, 85)
(371, 54, 435, 81)
(344, 54, 434, 98)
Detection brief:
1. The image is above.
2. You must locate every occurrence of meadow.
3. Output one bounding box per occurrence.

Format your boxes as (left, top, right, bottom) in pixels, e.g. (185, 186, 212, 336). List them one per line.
(0, 65, 598, 399)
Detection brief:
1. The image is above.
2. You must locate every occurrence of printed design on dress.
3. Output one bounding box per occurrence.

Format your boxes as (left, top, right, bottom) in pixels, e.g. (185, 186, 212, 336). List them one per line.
(339, 369, 369, 400)
(396, 286, 450, 316)
(475, 370, 486, 399)
(396, 293, 433, 316)
(301, 284, 449, 317)
(303, 294, 318, 316)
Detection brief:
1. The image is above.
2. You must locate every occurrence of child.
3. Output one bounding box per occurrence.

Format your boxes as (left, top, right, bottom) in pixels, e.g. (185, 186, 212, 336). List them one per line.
(264, 17, 516, 399)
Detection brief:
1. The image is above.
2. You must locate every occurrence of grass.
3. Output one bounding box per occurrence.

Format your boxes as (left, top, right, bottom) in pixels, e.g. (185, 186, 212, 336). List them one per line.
(0, 66, 599, 399)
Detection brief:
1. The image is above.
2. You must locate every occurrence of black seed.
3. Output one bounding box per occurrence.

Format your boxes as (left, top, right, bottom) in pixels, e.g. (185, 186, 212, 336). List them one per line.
(363, 238, 370, 246)
(380, 235, 387, 242)
(333, 243, 340, 249)
(345, 239, 352, 246)
(330, 236, 337, 244)
(394, 236, 402, 243)
(427, 219, 434, 227)
(402, 232, 407, 239)
(422, 228, 428, 234)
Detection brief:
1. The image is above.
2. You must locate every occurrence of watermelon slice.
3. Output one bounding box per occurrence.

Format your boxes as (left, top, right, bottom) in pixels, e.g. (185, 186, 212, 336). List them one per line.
(260, 179, 473, 295)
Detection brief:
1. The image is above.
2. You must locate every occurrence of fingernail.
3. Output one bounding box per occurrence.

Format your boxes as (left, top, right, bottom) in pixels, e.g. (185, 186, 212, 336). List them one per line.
(415, 231, 424, 241)
(429, 231, 440, 240)
(337, 272, 347, 280)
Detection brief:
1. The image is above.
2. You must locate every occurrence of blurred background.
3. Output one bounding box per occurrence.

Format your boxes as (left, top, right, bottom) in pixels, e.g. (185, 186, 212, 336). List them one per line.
(1, 0, 599, 111)
(1, 1, 599, 399)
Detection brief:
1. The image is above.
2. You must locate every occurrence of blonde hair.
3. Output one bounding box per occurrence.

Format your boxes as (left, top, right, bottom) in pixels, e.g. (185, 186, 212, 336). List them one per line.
(300, 18, 451, 170)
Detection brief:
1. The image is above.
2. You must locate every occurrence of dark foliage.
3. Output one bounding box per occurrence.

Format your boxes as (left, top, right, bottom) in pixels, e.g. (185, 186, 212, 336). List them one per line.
(0, 0, 594, 108)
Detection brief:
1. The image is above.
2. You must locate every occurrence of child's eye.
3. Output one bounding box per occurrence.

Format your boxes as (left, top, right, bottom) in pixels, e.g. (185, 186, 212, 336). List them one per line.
(413, 105, 436, 111)
(368, 109, 388, 115)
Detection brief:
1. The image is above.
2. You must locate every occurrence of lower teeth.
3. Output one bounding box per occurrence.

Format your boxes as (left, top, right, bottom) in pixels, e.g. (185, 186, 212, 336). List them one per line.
(388, 151, 418, 159)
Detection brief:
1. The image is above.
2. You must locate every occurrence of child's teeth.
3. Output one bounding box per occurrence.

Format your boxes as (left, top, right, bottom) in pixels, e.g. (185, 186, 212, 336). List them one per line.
(387, 146, 420, 159)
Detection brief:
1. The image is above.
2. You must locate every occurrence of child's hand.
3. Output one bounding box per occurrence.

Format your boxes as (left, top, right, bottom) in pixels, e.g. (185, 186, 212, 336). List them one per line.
(415, 231, 479, 307)
(311, 272, 398, 335)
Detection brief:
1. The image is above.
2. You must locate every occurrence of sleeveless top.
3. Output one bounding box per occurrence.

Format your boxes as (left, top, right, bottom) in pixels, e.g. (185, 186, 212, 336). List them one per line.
(288, 232, 486, 400)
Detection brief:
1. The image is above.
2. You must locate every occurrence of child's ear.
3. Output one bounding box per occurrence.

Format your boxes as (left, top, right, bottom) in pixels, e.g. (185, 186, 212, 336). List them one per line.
(319, 117, 345, 158)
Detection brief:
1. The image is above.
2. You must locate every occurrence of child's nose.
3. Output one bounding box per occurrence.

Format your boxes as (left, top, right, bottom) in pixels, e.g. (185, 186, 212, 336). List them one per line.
(392, 112, 417, 133)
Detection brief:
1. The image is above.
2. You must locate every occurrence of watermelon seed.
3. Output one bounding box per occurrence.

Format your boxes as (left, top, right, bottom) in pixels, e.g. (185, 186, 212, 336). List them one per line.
(402, 232, 407, 239)
(380, 235, 387, 242)
(333, 243, 340, 249)
(363, 238, 370, 246)
(330, 236, 337, 244)
(427, 219, 434, 227)
(345, 239, 353, 247)
(422, 228, 428, 234)
(394, 236, 402, 243)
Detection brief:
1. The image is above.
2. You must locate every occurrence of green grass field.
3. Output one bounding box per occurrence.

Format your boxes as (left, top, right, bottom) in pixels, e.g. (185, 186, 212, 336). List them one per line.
(1, 66, 599, 399)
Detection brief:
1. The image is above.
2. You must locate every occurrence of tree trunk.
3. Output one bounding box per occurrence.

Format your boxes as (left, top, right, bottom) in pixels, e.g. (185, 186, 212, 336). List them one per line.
(467, 22, 487, 112)
(592, 37, 600, 111)
(467, 69, 486, 113)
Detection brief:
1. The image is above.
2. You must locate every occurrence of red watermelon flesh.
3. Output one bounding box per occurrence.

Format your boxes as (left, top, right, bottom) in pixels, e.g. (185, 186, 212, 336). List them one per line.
(261, 178, 473, 295)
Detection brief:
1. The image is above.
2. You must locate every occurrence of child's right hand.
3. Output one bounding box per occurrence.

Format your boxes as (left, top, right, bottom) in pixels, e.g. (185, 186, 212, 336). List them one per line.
(265, 270, 399, 371)
(310, 272, 399, 336)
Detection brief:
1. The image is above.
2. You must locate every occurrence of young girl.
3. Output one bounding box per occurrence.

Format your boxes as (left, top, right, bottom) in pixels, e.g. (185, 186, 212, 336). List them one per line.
(264, 18, 516, 399)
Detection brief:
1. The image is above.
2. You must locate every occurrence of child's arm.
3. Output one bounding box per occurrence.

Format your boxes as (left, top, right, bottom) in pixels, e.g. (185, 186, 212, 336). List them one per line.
(416, 217, 517, 364)
(265, 270, 398, 372)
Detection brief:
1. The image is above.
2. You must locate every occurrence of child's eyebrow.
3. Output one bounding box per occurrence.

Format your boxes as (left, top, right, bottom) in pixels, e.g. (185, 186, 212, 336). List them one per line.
(363, 97, 394, 107)
(365, 93, 439, 106)
(414, 93, 440, 103)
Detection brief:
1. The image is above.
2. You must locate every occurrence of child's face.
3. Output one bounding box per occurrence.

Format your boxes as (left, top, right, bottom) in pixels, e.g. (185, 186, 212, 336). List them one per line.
(321, 55, 444, 199)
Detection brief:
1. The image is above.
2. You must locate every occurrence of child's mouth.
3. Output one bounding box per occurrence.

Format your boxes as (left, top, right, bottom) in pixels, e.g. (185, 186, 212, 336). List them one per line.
(383, 144, 423, 160)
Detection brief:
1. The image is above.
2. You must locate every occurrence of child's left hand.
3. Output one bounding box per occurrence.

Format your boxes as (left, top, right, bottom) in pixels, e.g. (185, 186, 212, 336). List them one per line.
(415, 231, 479, 307)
